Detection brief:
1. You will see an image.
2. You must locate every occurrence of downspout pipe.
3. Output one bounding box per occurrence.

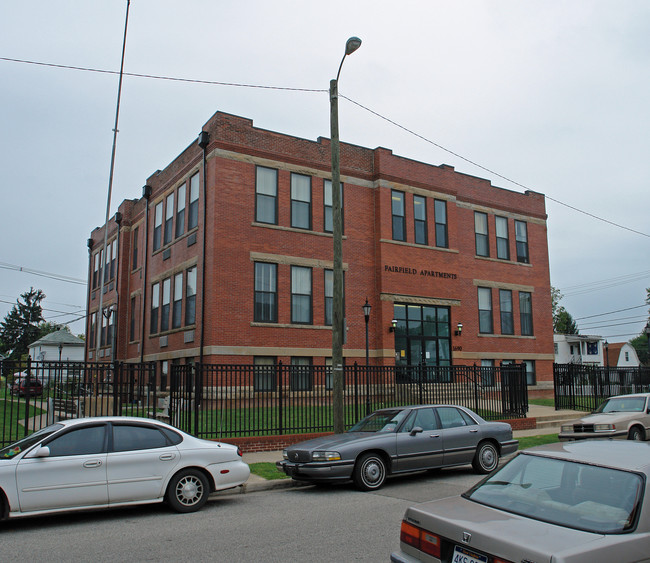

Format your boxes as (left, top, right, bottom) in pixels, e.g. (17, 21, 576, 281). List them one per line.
(140, 185, 152, 364)
(197, 131, 209, 366)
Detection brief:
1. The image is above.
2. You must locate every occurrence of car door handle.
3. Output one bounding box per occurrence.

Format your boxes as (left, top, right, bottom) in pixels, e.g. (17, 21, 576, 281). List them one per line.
(159, 453, 176, 461)
(428, 434, 440, 438)
(469, 429, 478, 433)
(83, 460, 102, 468)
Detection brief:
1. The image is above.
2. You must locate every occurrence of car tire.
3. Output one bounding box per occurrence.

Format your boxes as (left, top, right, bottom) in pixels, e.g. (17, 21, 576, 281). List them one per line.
(353, 453, 387, 491)
(472, 441, 499, 474)
(628, 426, 645, 441)
(166, 469, 210, 513)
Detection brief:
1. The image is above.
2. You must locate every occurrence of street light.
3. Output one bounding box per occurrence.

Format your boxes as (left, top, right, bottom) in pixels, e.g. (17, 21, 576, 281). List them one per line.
(362, 298, 371, 415)
(331, 36, 362, 434)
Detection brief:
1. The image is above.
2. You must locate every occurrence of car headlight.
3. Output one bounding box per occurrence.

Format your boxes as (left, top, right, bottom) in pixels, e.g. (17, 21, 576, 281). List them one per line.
(561, 425, 574, 433)
(282, 449, 288, 460)
(312, 451, 341, 462)
(594, 424, 615, 432)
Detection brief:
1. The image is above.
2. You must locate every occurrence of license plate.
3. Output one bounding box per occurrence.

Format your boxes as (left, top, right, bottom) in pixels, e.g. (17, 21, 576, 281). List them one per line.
(452, 545, 488, 563)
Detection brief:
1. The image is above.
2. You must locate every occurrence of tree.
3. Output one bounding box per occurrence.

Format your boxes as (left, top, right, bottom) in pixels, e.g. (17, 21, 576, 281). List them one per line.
(551, 286, 579, 334)
(554, 308, 579, 334)
(0, 288, 46, 360)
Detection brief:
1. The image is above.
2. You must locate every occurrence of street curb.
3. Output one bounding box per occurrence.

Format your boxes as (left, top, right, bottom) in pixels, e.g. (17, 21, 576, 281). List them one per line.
(211, 477, 309, 496)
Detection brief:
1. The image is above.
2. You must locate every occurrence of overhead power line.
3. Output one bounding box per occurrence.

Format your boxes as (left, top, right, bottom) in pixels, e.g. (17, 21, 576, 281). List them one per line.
(0, 261, 86, 285)
(574, 304, 648, 321)
(2, 56, 648, 238)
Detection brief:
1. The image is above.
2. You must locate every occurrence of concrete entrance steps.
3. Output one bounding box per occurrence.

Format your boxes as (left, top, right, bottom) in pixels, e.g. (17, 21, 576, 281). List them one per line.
(513, 404, 585, 437)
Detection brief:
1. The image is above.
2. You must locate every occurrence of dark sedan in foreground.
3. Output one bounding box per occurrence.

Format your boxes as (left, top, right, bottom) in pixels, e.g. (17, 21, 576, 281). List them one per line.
(391, 441, 650, 563)
(276, 405, 517, 491)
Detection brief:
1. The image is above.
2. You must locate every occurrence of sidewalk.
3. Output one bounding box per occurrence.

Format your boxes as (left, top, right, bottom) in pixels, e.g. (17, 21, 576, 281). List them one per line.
(230, 404, 581, 494)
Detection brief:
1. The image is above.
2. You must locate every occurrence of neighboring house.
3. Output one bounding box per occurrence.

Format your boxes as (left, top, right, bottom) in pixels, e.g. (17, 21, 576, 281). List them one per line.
(29, 330, 85, 383)
(554, 334, 604, 366)
(605, 342, 642, 368)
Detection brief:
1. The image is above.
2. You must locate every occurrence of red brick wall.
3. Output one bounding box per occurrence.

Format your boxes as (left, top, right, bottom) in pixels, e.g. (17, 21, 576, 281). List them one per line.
(86, 111, 554, 384)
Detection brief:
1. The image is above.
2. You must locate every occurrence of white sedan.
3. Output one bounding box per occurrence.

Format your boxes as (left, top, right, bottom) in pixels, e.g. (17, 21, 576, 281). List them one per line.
(0, 417, 250, 519)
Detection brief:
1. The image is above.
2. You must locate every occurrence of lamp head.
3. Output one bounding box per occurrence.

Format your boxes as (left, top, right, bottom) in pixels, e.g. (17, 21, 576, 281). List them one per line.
(362, 298, 371, 319)
(345, 37, 362, 56)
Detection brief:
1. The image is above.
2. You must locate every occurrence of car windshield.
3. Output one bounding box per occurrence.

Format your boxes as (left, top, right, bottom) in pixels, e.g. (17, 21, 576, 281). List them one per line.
(0, 424, 63, 459)
(596, 397, 646, 413)
(464, 453, 643, 534)
(348, 409, 408, 433)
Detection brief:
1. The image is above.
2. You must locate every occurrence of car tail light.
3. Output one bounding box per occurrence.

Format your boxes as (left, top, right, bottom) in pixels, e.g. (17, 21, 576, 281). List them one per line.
(399, 520, 441, 559)
(237, 447, 243, 457)
(493, 558, 514, 563)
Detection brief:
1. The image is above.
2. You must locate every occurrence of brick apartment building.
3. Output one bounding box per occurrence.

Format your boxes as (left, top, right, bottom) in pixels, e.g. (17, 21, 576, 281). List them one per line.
(86, 111, 554, 389)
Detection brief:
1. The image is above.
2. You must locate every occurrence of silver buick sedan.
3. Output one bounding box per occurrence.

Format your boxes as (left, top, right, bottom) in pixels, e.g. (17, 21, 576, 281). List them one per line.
(391, 440, 650, 563)
(0, 417, 250, 520)
(277, 405, 517, 491)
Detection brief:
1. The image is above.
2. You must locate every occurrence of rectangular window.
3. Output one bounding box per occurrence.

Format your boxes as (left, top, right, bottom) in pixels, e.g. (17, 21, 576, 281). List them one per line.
(188, 173, 199, 230)
(324, 269, 333, 326)
(480, 359, 495, 386)
(391, 190, 405, 241)
(176, 184, 186, 238)
(524, 360, 536, 385)
(153, 202, 163, 251)
(160, 278, 171, 332)
(413, 195, 428, 245)
(291, 266, 312, 324)
(434, 199, 448, 248)
(130, 296, 137, 341)
(172, 273, 183, 329)
(587, 342, 599, 355)
(101, 309, 107, 346)
(290, 357, 313, 391)
(499, 289, 514, 335)
(475, 212, 489, 257)
(519, 291, 533, 336)
(164, 192, 174, 245)
(495, 216, 510, 260)
(93, 252, 100, 288)
(89, 312, 96, 347)
(132, 227, 139, 270)
(515, 220, 529, 263)
(151, 282, 160, 334)
(323, 179, 344, 233)
(185, 267, 197, 325)
(104, 244, 110, 283)
(254, 262, 277, 323)
(106, 307, 114, 348)
(291, 173, 311, 230)
(478, 287, 493, 334)
(255, 166, 278, 224)
(110, 239, 117, 280)
(254, 357, 277, 392)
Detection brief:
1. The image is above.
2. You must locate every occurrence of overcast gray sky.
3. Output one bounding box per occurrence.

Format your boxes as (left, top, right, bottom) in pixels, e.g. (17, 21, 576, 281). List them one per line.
(1, 1, 648, 342)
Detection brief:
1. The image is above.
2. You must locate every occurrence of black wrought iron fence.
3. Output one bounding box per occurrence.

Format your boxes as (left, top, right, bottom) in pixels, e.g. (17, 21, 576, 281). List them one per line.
(1, 358, 157, 447)
(1, 358, 528, 446)
(554, 363, 650, 412)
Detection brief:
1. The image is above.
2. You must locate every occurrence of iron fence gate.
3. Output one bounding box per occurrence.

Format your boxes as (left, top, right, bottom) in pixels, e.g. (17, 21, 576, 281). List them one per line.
(554, 363, 650, 412)
(2, 359, 528, 446)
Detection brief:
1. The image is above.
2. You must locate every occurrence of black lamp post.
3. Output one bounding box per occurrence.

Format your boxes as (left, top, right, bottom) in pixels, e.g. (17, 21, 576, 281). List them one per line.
(362, 298, 371, 415)
(645, 322, 650, 358)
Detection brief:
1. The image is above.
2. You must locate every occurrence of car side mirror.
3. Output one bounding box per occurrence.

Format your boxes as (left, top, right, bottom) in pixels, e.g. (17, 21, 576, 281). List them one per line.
(410, 426, 423, 436)
(33, 446, 50, 458)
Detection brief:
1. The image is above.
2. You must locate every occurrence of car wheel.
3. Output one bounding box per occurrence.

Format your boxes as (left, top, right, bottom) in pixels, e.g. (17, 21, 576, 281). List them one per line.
(628, 426, 645, 441)
(472, 441, 499, 474)
(353, 453, 387, 491)
(166, 469, 210, 513)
